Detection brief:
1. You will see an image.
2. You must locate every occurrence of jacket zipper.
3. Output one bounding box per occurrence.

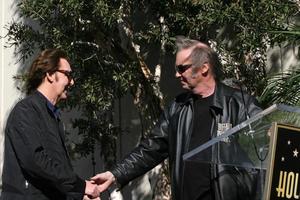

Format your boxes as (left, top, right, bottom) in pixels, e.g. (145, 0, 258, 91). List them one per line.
(25, 180, 29, 189)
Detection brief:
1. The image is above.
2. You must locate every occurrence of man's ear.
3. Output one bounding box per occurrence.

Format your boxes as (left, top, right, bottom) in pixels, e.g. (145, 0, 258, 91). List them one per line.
(46, 72, 54, 83)
(200, 63, 210, 76)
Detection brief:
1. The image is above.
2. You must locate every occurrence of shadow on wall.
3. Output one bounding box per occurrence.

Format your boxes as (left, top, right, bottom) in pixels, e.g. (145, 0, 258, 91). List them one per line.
(267, 44, 299, 75)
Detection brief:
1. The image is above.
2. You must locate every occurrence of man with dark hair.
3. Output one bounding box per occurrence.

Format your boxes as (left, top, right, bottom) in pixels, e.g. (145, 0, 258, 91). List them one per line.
(91, 37, 262, 200)
(1, 49, 100, 200)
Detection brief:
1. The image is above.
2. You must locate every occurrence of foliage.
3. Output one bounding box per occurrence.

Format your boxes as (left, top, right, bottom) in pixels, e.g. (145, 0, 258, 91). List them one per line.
(4, 0, 299, 198)
(136, 0, 298, 95)
(260, 24, 300, 107)
(260, 69, 300, 106)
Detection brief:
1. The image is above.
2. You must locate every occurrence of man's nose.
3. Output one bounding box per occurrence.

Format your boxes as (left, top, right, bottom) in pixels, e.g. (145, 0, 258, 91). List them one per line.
(69, 78, 74, 86)
(175, 71, 181, 78)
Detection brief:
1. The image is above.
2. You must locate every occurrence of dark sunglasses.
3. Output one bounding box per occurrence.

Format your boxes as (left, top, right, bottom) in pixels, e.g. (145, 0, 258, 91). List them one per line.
(175, 64, 192, 74)
(56, 69, 74, 81)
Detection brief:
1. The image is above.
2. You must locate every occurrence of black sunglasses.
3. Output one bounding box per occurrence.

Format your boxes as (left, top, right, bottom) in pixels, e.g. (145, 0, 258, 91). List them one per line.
(175, 64, 192, 74)
(56, 69, 74, 81)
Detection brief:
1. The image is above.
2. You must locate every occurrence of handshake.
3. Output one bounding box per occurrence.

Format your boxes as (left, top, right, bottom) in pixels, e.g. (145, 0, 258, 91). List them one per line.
(83, 171, 116, 200)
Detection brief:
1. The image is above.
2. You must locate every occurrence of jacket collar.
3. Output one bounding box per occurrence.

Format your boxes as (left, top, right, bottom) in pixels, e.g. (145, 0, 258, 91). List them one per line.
(178, 82, 229, 114)
(33, 90, 61, 120)
(211, 82, 226, 110)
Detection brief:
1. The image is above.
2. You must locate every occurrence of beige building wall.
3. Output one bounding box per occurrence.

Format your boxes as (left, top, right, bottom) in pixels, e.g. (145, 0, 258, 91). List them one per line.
(0, 0, 22, 191)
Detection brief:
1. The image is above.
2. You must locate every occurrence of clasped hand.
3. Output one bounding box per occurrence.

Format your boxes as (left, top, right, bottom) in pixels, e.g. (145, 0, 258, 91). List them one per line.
(84, 180, 101, 200)
(84, 171, 116, 200)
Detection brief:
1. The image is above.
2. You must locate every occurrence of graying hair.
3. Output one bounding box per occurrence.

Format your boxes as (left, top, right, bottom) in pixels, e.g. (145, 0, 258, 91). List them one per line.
(175, 35, 201, 51)
(175, 36, 223, 81)
(189, 47, 223, 81)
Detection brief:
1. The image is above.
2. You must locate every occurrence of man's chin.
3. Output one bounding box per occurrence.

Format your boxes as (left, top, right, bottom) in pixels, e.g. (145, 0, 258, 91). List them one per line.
(59, 91, 68, 100)
(181, 84, 191, 90)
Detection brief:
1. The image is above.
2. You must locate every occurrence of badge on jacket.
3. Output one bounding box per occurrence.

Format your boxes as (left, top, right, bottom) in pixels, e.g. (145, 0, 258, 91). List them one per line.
(217, 123, 232, 143)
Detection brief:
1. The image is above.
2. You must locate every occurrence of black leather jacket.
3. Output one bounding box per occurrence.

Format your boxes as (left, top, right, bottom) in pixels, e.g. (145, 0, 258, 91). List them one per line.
(111, 82, 262, 200)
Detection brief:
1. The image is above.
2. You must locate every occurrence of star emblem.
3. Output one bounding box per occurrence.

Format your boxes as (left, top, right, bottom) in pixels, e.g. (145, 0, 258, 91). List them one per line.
(293, 149, 299, 157)
(281, 157, 285, 162)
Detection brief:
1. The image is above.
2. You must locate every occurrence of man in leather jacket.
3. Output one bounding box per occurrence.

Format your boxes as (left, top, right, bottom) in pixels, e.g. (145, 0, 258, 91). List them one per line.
(91, 36, 262, 200)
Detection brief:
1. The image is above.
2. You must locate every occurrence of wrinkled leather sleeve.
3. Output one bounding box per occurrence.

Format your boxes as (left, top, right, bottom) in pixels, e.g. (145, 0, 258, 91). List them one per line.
(243, 92, 262, 119)
(111, 104, 173, 187)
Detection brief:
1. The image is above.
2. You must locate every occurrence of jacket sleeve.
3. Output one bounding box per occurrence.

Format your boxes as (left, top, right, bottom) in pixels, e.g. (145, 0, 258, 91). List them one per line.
(244, 94, 262, 119)
(233, 91, 262, 124)
(6, 101, 85, 199)
(111, 105, 171, 187)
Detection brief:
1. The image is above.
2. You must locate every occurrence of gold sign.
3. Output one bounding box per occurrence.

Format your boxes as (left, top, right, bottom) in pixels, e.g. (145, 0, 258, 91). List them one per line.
(264, 123, 300, 199)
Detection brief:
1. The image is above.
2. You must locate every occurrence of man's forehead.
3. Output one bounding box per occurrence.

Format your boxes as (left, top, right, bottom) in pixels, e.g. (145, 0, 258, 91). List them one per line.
(176, 48, 193, 64)
(58, 58, 71, 68)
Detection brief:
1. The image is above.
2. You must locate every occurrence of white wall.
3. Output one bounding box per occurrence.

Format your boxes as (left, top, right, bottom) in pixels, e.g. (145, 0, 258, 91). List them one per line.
(0, 0, 22, 191)
(267, 44, 299, 74)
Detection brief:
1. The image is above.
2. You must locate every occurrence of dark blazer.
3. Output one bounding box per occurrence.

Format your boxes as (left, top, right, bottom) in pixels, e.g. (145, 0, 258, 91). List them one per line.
(1, 91, 85, 200)
(111, 82, 262, 200)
